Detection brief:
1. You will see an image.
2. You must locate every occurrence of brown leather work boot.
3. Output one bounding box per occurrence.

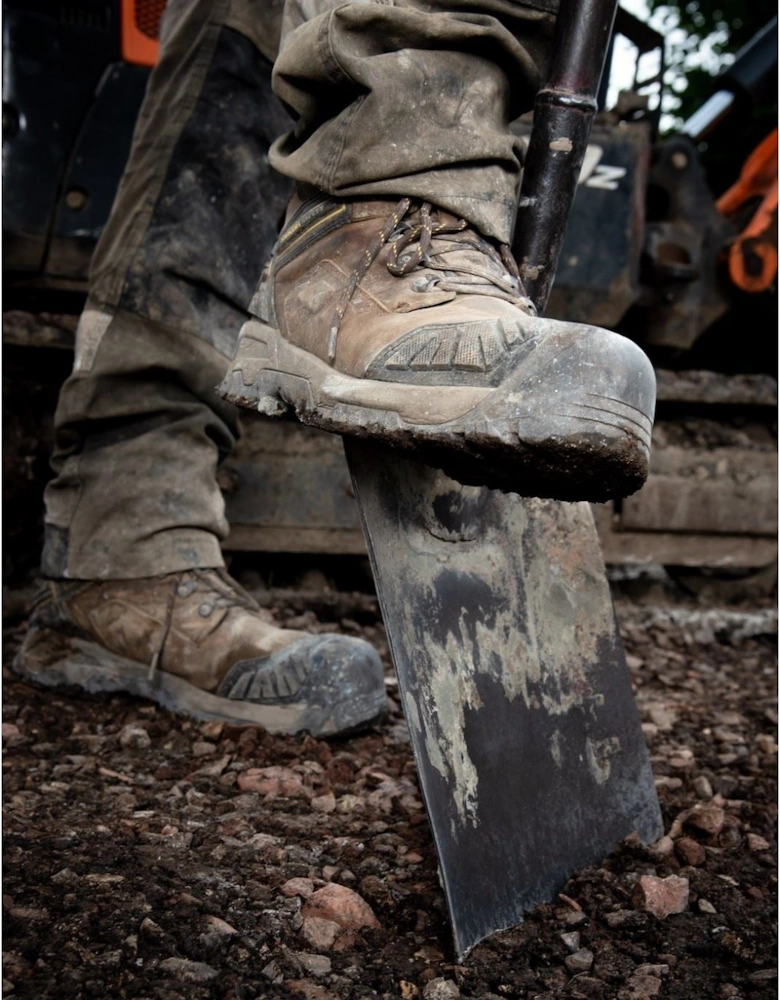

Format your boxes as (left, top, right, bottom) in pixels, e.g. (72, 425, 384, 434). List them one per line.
(219, 193, 655, 502)
(14, 569, 387, 737)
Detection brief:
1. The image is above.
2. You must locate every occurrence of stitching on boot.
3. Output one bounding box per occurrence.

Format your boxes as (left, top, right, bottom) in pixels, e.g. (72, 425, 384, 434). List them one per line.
(274, 198, 353, 271)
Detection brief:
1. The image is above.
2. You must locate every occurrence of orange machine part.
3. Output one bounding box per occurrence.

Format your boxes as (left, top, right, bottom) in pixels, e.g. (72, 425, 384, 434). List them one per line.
(717, 129, 778, 294)
(121, 0, 166, 67)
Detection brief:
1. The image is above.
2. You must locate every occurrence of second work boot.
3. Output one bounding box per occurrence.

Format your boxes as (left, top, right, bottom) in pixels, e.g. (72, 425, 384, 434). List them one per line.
(15, 569, 387, 737)
(219, 194, 655, 502)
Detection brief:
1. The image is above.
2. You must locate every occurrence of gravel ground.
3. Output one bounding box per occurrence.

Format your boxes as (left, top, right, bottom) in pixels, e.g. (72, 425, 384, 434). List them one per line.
(2, 584, 777, 1000)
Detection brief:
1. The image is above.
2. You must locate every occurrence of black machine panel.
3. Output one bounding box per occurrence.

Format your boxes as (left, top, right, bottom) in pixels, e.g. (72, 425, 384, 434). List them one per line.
(547, 122, 650, 328)
(3, 0, 148, 281)
(46, 62, 150, 280)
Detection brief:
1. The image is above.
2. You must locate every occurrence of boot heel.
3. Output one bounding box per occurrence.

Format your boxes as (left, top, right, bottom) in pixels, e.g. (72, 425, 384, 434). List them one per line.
(218, 320, 290, 415)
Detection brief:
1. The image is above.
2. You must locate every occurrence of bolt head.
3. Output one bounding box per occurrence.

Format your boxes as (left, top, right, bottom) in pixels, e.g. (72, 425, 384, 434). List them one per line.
(65, 188, 88, 211)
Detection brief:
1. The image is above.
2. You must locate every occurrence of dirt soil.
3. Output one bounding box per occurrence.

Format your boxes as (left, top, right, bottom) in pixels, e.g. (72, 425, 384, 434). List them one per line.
(2, 583, 777, 1000)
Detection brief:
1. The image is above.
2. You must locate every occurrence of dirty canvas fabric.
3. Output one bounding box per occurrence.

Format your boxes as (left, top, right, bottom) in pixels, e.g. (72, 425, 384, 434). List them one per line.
(43, 0, 556, 579)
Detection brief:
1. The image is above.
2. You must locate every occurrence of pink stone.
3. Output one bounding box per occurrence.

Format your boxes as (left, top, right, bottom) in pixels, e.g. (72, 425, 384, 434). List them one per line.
(281, 877, 315, 900)
(747, 833, 771, 852)
(300, 916, 342, 951)
(684, 803, 725, 838)
(627, 974, 663, 997)
(311, 792, 336, 814)
(302, 883, 380, 932)
(204, 915, 238, 936)
(675, 837, 706, 867)
(237, 766, 303, 798)
(287, 977, 338, 1000)
(632, 874, 689, 919)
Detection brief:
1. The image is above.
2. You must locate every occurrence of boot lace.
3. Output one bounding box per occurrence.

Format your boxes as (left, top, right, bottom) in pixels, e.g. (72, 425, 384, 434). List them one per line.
(326, 198, 534, 364)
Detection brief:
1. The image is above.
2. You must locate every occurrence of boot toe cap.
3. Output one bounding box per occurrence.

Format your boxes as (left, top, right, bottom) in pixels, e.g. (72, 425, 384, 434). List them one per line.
(218, 634, 387, 737)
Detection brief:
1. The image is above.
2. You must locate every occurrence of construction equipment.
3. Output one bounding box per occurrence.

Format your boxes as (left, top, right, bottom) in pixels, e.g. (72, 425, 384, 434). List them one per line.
(2, 1, 162, 289)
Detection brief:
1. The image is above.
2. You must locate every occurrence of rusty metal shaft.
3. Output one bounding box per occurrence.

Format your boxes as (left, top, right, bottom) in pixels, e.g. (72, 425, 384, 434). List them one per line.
(512, 0, 619, 315)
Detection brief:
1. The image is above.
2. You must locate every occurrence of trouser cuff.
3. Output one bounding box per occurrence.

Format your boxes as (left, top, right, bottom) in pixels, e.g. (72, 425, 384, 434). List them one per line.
(41, 524, 226, 581)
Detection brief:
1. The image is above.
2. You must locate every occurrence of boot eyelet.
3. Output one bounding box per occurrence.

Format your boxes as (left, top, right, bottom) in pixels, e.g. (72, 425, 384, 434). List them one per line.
(198, 603, 214, 617)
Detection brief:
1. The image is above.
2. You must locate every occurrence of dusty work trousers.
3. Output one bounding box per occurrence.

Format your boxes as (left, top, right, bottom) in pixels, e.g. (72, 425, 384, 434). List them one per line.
(43, 0, 558, 579)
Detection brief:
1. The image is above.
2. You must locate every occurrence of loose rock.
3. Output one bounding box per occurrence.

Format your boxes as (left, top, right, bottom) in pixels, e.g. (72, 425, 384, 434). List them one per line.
(564, 948, 594, 973)
(282, 877, 316, 900)
(684, 802, 726, 838)
(204, 915, 238, 936)
(632, 875, 689, 919)
(238, 766, 304, 798)
(199, 719, 224, 740)
(261, 959, 284, 984)
(301, 883, 380, 932)
(301, 916, 342, 951)
(747, 833, 771, 852)
(605, 909, 643, 929)
(626, 972, 663, 997)
(118, 724, 151, 750)
(311, 792, 336, 813)
(50, 869, 78, 886)
(648, 835, 674, 859)
(560, 930, 581, 952)
(635, 964, 669, 977)
(194, 753, 231, 777)
(675, 837, 706, 867)
(287, 977, 338, 999)
(423, 978, 460, 1000)
(295, 952, 332, 977)
(158, 957, 218, 982)
(336, 794, 364, 813)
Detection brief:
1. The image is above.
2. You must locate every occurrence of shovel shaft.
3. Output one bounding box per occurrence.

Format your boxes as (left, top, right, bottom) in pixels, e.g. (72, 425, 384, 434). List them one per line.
(512, 0, 619, 314)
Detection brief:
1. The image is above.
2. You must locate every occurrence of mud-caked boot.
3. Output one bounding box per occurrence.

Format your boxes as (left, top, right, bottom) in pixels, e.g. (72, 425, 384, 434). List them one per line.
(219, 193, 655, 502)
(14, 569, 387, 737)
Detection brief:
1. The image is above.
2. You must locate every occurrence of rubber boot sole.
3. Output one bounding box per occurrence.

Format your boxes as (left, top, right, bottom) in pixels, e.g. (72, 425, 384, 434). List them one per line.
(219, 317, 655, 502)
(14, 631, 388, 738)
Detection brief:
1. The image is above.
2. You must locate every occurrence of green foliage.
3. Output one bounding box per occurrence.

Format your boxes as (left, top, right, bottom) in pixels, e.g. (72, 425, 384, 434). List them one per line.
(645, 1, 776, 123)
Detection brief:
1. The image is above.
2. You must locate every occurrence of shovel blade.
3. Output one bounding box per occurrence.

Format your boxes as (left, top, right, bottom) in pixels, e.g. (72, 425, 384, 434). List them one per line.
(345, 439, 662, 958)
